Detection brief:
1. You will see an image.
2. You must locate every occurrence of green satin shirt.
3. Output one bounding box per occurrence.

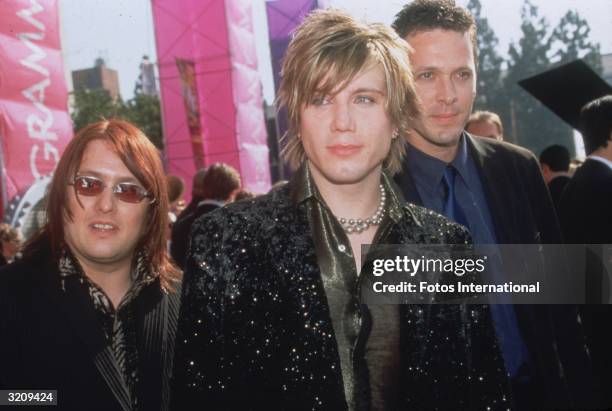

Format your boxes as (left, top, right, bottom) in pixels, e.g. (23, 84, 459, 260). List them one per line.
(292, 163, 403, 411)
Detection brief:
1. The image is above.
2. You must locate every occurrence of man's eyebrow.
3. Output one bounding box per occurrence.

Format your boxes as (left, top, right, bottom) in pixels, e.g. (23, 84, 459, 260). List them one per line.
(412, 65, 439, 71)
(413, 65, 474, 72)
(352, 87, 386, 95)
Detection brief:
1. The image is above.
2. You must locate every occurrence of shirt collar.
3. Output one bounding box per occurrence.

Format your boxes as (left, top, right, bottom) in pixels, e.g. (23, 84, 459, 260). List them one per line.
(405, 133, 471, 190)
(290, 161, 318, 205)
(58, 248, 156, 295)
(290, 161, 403, 224)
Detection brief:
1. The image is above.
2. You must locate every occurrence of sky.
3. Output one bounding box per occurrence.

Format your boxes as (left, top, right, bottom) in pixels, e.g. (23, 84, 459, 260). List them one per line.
(59, 0, 612, 102)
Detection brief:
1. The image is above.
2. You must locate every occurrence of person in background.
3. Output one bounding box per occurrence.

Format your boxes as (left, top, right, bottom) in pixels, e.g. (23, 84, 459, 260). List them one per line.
(559, 95, 612, 408)
(560, 95, 612, 244)
(0, 223, 22, 266)
(166, 175, 186, 224)
(465, 110, 504, 141)
(539, 144, 571, 214)
(178, 168, 208, 219)
(171, 9, 508, 410)
(170, 163, 241, 269)
(0, 119, 181, 411)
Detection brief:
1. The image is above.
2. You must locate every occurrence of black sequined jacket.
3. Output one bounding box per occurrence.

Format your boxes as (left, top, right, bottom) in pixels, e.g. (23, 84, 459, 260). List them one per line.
(172, 183, 510, 411)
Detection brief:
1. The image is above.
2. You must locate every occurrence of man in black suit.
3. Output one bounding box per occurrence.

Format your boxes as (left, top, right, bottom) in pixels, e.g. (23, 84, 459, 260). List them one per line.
(540, 144, 571, 214)
(560, 96, 612, 244)
(0, 120, 181, 411)
(170, 163, 241, 269)
(392, 1, 592, 409)
(560, 94, 612, 406)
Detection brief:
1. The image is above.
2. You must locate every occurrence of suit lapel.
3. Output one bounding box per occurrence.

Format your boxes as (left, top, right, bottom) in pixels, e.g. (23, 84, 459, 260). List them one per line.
(135, 280, 180, 411)
(394, 158, 424, 205)
(264, 193, 345, 396)
(466, 134, 518, 243)
(47, 265, 132, 411)
(268, 201, 338, 342)
(156, 283, 182, 411)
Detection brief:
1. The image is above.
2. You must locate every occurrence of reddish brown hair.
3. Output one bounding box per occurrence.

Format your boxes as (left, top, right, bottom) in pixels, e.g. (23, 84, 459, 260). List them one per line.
(25, 119, 181, 292)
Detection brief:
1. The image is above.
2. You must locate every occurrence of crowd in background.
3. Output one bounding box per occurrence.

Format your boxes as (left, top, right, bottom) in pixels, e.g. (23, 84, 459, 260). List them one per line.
(0, 1, 611, 410)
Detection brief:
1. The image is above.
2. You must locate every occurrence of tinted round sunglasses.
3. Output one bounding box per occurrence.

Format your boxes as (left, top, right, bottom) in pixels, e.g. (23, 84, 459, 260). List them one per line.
(69, 175, 155, 204)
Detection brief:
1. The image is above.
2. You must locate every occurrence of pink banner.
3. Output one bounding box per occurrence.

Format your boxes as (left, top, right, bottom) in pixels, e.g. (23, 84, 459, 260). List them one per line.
(226, 0, 271, 194)
(152, 0, 270, 195)
(0, 0, 72, 225)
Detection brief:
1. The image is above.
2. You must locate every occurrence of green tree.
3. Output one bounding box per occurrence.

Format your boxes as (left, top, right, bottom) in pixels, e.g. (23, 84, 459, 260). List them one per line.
(503, 0, 572, 155)
(467, 0, 505, 116)
(71, 89, 126, 133)
(71, 89, 164, 149)
(503, 2, 603, 156)
(550, 10, 602, 73)
(124, 94, 164, 149)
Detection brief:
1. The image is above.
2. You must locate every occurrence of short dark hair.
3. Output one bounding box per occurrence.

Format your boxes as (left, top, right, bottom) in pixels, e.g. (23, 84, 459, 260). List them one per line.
(201, 163, 241, 201)
(392, 0, 478, 66)
(580, 95, 612, 155)
(539, 145, 570, 172)
(191, 168, 208, 199)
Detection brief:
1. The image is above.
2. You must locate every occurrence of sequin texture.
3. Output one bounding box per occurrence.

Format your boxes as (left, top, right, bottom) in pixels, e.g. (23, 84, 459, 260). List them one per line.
(171, 181, 511, 410)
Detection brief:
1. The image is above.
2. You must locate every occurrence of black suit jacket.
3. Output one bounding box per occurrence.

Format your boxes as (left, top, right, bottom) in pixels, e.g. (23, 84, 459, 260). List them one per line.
(560, 158, 612, 244)
(547, 175, 570, 216)
(171, 182, 510, 410)
(559, 158, 612, 406)
(395, 134, 593, 408)
(170, 202, 221, 269)
(0, 251, 181, 411)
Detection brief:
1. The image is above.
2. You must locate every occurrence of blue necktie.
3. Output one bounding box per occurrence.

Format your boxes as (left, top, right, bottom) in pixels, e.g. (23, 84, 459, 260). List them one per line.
(442, 166, 469, 229)
(443, 167, 529, 378)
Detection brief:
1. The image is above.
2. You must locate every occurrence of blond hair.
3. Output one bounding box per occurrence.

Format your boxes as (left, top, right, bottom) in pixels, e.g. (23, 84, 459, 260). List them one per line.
(277, 9, 420, 175)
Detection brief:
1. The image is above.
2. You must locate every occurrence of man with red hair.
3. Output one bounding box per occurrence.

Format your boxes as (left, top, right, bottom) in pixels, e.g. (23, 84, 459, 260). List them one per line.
(0, 119, 181, 411)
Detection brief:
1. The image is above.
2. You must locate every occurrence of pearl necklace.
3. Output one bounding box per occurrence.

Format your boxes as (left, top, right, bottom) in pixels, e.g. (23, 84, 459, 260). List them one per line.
(337, 184, 386, 234)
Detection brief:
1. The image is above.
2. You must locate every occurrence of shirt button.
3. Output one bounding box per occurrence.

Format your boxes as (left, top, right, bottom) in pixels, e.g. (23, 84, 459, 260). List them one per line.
(338, 245, 346, 252)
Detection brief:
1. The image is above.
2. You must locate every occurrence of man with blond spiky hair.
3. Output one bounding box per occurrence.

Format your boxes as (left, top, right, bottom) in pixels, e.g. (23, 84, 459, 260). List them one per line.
(172, 9, 508, 410)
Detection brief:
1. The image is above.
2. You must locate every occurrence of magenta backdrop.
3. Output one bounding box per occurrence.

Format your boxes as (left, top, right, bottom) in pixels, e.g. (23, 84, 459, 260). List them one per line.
(151, 0, 271, 196)
(0, 0, 72, 220)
